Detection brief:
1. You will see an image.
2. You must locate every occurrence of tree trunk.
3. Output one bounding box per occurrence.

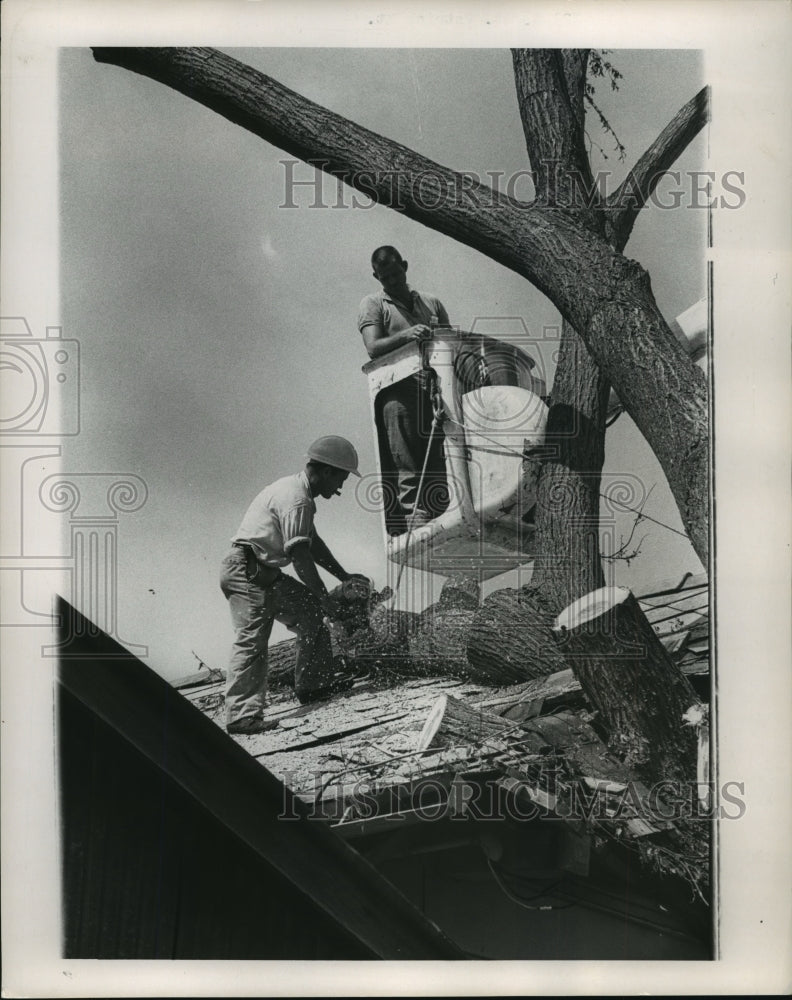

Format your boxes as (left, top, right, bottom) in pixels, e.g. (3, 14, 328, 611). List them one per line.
(406, 606, 476, 677)
(511, 50, 612, 613)
(530, 319, 610, 611)
(91, 45, 710, 563)
(469, 54, 705, 781)
(552, 586, 700, 785)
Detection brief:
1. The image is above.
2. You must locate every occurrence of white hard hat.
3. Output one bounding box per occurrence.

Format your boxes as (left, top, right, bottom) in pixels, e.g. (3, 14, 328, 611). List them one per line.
(306, 435, 361, 477)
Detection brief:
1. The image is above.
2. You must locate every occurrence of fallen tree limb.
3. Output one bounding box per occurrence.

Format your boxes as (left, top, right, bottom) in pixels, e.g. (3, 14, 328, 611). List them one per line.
(466, 586, 568, 684)
(553, 586, 701, 785)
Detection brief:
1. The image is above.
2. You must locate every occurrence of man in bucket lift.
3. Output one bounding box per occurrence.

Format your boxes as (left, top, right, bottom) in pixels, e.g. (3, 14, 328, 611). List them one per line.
(358, 246, 450, 535)
(220, 436, 368, 734)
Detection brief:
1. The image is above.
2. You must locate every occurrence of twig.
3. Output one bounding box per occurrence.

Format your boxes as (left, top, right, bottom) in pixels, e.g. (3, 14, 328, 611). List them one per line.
(584, 94, 627, 162)
(602, 483, 655, 564)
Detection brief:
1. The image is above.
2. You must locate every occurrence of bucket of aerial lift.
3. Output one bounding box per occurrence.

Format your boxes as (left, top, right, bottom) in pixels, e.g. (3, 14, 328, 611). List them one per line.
(362, 329, 548, 582)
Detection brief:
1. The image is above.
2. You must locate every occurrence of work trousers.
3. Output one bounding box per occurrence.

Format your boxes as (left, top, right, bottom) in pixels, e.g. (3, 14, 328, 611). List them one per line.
(219, 546, 334, 726)
(378, 376, 448, 533)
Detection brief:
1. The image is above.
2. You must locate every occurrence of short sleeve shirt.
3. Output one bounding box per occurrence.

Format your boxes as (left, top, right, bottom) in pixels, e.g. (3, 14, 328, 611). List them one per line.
(232, 471, 315, 566)
(357, 288, 450, 340)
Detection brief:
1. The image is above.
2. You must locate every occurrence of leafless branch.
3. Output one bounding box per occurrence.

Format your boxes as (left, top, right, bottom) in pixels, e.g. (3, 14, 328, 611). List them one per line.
(602, 484, 655, 565)
(584, 93, 627, 162)
(608, 86, 710, 248)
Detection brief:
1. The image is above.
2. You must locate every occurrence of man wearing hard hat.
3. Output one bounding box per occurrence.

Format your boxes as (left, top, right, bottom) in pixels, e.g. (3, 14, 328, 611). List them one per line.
(220, 436, 366, 735)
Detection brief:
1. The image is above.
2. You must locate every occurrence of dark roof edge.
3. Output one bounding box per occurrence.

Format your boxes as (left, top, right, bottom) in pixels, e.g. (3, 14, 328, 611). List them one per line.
(55, 597, 464, 961)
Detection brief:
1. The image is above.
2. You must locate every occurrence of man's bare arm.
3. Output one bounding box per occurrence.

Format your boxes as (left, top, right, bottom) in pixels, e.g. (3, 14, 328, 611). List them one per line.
(361, 322, 432, 359)
(289, 541, 331, 610)
(310, 532, 349, 582)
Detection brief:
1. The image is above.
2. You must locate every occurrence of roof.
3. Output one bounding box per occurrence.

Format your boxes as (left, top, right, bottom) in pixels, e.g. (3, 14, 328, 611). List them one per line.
(178, 574, 710, 844)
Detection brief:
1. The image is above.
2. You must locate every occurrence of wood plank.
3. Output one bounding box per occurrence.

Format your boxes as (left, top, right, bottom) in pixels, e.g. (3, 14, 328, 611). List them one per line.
(181, 680, 225, 701)
(252, 716, 409, 757)
(171, 670, 225, 690)
(626, 817, 669, 838)
(498, 776, 558, 812)
(416, 694, 513, 752)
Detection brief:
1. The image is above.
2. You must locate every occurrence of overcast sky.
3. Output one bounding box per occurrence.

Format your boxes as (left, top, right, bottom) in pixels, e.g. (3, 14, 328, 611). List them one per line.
(59, 47, 706, 680)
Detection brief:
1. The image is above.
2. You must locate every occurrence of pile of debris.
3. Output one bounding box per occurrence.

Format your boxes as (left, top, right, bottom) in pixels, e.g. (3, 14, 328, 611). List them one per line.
(175, 574, 710, 898)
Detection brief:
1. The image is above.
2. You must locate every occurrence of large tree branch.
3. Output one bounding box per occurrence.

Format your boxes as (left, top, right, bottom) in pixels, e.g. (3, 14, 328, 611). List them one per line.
(92, 46, 709, 563)
(91, 47, 603, 323)
(511, 48, 596, 215)
(608, 86, 710, 248)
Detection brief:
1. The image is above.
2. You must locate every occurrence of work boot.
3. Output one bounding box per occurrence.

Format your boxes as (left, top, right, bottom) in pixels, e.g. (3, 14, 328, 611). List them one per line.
(226, 715, 280, 736)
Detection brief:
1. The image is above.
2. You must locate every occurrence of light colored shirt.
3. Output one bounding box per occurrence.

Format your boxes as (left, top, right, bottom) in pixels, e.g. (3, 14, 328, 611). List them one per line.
(232, 471, 315, 566)
(357, 287, 450, 340)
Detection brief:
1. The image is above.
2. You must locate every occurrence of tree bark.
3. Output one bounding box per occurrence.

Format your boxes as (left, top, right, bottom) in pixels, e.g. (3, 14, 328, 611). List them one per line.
(91, 45, 709, 562)
(552, 586, 700, 785)
(406, 607, 475, 677)
(608, 86, 710, 247)
(511, 50, 611, 613)
(466, 586, 568, 684)
(512, 49, 596, 218)
(530, 318, 610, 610)
(265, 636, 298, 690)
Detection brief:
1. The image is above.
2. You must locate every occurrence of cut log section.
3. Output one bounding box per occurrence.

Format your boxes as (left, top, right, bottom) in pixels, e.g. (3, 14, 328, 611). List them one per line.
(438, 574, 481, 609)
(416, 694, 514, 751)
(553, 586, 701, 785)
(265, 637, 298, 689)
(407, 606, 476, 675)
(466, 586, 568, 684)
(266, 586, 417, 689)
(399, 577, 482, 678)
